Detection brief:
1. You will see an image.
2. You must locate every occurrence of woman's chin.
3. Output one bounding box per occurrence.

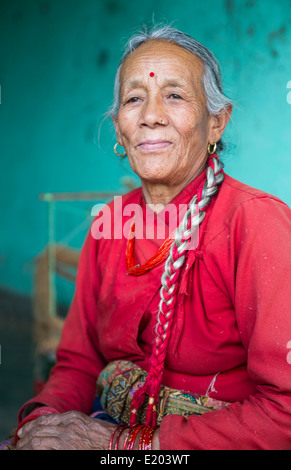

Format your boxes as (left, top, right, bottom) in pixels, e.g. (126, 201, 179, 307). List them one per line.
(131, 162, 176, 184)
(138, 171, 173, 186)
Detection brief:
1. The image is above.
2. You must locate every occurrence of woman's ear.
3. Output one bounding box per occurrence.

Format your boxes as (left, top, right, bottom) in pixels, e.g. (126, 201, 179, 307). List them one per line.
(208, 105, 233, 144)
(112, 116, 123, 146)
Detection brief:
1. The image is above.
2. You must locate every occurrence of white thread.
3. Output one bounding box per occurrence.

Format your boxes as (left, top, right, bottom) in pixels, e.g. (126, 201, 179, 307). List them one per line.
(206, 372, 220, 397)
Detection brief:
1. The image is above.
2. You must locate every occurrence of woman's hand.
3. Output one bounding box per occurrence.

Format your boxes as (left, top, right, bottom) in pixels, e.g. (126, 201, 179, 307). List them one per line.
(16, 410, 116, 450)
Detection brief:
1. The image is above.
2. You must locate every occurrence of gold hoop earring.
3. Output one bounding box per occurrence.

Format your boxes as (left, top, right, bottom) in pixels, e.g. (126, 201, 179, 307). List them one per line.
(207, 142, 217, 155)
(114, 143, 126, 157)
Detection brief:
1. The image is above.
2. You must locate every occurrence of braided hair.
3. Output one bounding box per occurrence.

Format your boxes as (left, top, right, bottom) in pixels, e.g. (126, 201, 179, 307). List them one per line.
(129, 155, 224, 427)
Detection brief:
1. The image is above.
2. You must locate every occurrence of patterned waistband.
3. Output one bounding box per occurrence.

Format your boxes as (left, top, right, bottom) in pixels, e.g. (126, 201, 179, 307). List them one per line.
(97, 360, 229, 426)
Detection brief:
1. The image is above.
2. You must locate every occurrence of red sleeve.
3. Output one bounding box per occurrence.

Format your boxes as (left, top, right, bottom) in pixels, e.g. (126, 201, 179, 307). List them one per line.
(18, 229, 106, 421)
(160, 197, 291, 450)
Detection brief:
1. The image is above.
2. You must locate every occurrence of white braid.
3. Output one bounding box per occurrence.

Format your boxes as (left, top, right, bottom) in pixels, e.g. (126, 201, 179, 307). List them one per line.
(129, 156, 225, 427)
(155, 156, 224, 345)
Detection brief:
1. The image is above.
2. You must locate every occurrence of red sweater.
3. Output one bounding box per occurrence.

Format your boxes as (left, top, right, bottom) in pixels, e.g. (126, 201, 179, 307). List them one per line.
(20, 172, 291, 449)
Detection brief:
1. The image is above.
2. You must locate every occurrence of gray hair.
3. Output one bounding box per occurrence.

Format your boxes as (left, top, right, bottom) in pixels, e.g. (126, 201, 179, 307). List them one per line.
(109, 24, 233, 152)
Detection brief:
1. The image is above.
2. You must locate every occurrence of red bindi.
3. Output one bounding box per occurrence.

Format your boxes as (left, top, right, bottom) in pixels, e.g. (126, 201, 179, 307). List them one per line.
(149, 72, 155, 77)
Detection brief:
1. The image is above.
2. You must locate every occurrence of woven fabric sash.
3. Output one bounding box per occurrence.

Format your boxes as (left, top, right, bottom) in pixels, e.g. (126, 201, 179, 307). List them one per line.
(97, 360, 229, 425)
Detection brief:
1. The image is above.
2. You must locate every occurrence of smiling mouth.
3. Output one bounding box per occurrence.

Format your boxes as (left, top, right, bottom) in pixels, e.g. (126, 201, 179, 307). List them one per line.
(137, 140, 172, 152)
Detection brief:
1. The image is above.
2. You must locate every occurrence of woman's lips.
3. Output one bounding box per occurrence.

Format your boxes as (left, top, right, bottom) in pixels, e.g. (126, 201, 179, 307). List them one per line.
(137, 140, 172, 151)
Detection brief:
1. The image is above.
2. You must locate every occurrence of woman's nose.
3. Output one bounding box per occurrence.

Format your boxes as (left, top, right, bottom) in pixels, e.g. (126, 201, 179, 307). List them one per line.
(139, 96, 168, 128)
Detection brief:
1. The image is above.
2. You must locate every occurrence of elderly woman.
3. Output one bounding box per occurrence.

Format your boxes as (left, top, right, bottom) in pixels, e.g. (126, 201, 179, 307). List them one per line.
(12, 25, 291, 450)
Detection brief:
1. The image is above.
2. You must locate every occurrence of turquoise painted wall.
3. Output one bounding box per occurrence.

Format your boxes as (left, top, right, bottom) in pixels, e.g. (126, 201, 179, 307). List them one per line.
(1, 0, 291, 299)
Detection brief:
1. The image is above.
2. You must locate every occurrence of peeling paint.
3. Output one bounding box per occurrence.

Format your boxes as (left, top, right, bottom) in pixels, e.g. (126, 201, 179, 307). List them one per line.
(268, 24, 288, 58)
(225, 0, 234, 15)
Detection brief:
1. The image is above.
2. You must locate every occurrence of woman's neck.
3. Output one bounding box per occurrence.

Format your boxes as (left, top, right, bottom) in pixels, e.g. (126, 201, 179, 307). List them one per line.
(141, 162, 206, 213)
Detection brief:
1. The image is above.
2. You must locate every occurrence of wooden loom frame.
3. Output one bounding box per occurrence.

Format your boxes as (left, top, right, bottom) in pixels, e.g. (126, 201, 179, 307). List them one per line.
(34, 191, 122, 362)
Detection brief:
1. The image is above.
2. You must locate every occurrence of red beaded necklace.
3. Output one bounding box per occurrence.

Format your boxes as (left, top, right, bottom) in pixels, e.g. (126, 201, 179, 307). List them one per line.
(126, 179, 205, 276)
(125, 220, 176, 275)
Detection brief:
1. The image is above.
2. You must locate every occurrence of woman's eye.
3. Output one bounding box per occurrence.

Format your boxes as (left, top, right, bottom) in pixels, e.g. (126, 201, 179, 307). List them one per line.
(169, 93, 182, 100)
(125, 97, 140, 104)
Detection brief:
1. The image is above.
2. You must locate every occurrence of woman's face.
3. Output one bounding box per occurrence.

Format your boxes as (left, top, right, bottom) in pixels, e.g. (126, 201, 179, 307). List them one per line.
(113, 40, 223, 188)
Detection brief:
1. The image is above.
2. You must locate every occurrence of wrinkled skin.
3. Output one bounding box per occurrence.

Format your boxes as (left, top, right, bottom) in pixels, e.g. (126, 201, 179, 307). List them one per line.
(113, 40, 231, 208)
(16, 411, 160, 450)
(16, 411, 116, 450)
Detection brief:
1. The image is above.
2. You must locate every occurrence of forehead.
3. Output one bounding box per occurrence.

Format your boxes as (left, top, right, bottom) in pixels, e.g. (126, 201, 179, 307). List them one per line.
(120, 40, 204, 87)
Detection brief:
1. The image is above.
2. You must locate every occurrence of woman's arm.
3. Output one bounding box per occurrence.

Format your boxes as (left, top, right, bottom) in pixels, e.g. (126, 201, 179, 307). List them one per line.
(160, 197, 291, 450)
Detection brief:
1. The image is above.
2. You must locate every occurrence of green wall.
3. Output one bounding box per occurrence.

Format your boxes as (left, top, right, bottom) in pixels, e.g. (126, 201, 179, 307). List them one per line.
(1, 0, 291, 298)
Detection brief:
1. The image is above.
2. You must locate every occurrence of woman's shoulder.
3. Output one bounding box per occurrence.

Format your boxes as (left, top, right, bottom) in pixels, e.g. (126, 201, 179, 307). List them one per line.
(202, 173, 290, 249)
(222, 174, 288, 207)
(219, 174, 290, 220)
